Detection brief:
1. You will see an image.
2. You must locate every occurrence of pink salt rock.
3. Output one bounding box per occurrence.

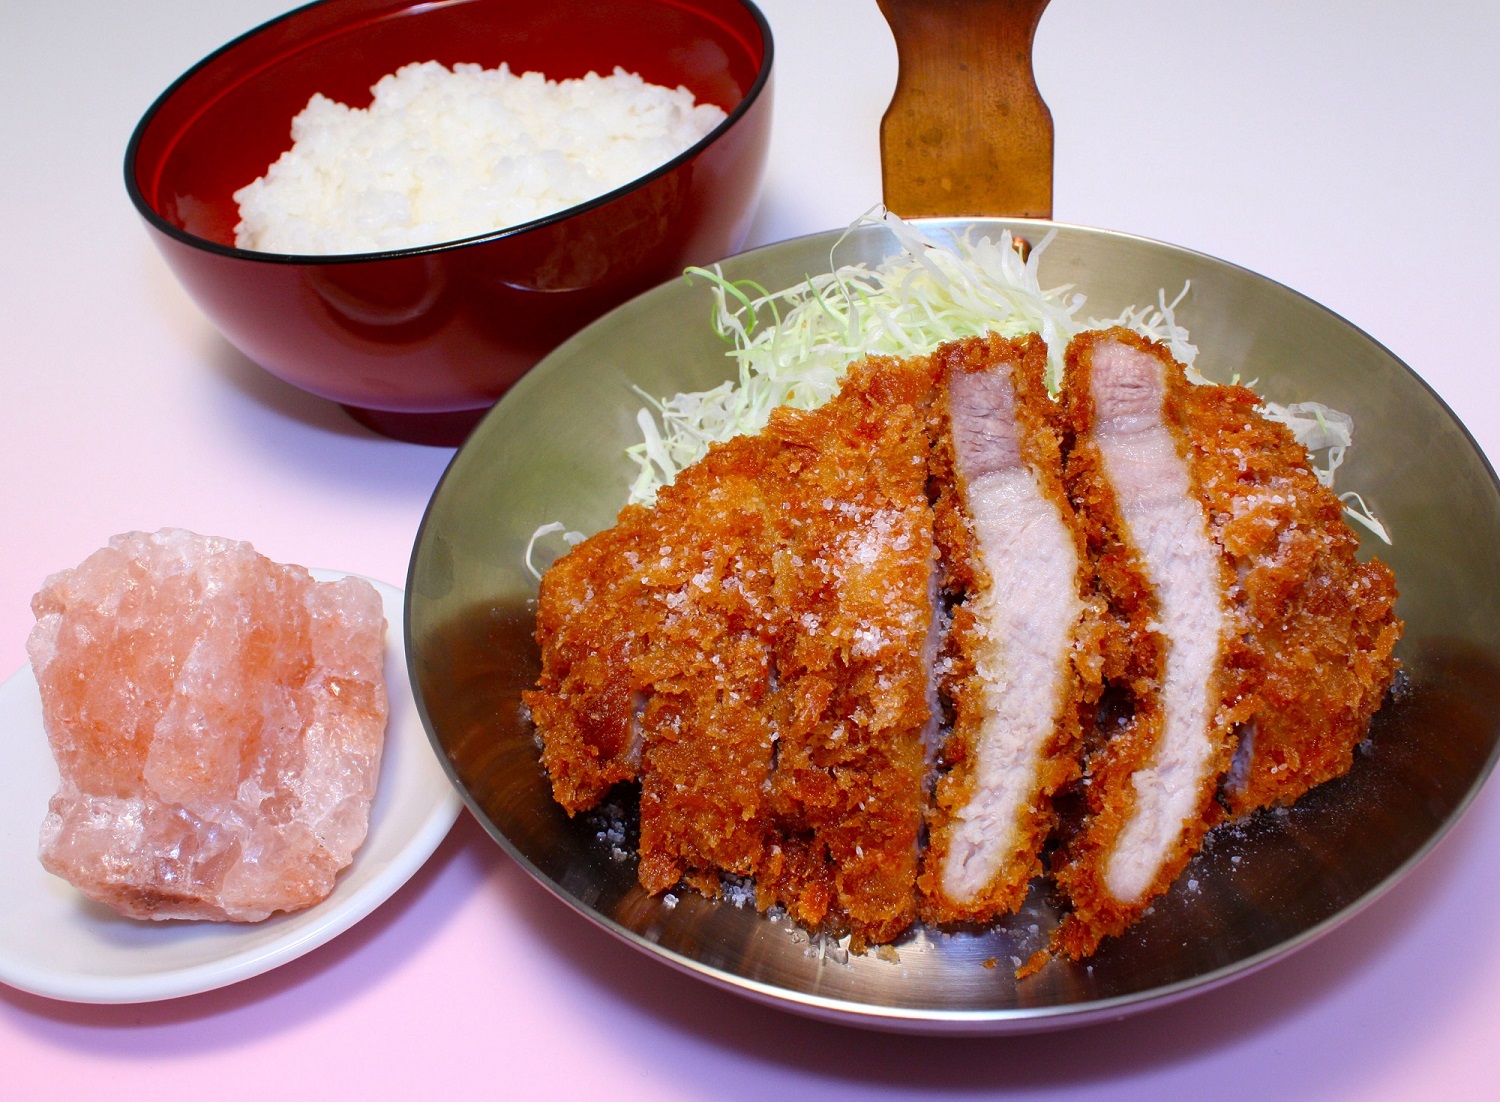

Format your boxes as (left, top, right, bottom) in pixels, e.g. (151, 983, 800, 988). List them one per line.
(27, 529, 389, 922)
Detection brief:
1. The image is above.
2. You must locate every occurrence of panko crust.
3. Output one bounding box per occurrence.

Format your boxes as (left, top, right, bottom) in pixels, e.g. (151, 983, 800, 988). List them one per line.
(525, 353, 940, 946)
(1176, 366, 1402, 815)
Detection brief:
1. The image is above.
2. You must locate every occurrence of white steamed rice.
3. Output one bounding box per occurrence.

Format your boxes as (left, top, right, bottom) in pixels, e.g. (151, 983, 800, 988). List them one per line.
(232, 61, 728, 255)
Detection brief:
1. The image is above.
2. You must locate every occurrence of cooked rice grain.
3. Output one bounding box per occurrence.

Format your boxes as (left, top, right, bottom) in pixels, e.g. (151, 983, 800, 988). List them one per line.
(233, 61, 727, 254)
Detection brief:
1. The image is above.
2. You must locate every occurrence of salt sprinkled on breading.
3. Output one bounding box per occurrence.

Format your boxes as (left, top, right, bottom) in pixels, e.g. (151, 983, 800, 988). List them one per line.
(234, 61, 727, 254)
(721, 877, 756, 908)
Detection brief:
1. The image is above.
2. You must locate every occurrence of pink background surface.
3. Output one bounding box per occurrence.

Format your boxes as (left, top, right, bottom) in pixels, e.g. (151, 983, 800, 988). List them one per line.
(5, 1, 1500, 1098)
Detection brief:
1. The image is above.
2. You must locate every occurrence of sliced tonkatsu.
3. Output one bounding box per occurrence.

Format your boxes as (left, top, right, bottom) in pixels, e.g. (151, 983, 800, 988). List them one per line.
(920, 334, 1102, 924)
(525, 435, 784, 895)
(1047, 327, 1402, 960)
(752, 352, 938, 945)
(1049, 328, 1245, 959)
(1168, 353, 1403, 816)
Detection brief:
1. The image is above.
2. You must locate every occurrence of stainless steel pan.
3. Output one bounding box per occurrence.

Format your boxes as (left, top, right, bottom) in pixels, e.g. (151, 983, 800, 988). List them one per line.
(405, 0, 1500, 1033)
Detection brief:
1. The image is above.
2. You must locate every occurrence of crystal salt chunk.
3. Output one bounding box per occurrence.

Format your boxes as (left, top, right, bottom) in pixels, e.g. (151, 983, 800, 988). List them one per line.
(27, 529, 389, 922)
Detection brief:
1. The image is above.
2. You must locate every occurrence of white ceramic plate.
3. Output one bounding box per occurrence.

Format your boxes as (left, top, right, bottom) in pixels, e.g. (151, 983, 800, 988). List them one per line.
(0, 571, 462, 1004)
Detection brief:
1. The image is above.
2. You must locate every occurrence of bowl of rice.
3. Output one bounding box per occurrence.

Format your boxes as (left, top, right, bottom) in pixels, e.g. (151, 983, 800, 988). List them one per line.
(126, 0, 773, 445)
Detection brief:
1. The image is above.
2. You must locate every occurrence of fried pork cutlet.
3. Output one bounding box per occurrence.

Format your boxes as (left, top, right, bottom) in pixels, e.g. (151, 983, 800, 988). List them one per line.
(525, 353, 939, 946)
(1049, 328, 1247, 960)
(919, 334, 1104, 925)
(525, 438, 782, 893)
(1048, 328, 1402, 961)
(529, 323, 1403, 967)
(1175, 358, 1402, 816)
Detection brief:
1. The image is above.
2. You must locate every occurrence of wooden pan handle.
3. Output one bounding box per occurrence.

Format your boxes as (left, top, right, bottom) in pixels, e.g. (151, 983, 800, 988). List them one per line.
(876, 0, 1054, 219)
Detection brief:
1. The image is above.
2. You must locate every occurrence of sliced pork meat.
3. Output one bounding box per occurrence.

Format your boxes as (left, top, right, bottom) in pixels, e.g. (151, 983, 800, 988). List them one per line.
(1049, 328, 1242, 960)
(920, 334, 1101, 924)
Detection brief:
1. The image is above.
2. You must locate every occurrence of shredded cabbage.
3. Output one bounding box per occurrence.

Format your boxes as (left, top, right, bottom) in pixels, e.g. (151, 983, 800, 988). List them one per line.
(1260, 401, 1354, 484)
(1259, 401, 1389, 542)
(621, 208, 1387, 542)
(626, 210, 1083, 503)
(525, 522, 584, 580)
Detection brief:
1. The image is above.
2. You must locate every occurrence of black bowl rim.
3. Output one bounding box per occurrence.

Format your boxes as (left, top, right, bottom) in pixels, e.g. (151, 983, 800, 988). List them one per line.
(123, 0, 774, 266)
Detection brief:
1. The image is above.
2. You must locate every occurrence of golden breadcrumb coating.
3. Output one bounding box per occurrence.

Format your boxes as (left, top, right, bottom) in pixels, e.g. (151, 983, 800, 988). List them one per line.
(526, 444, 783, 892)
(1177, 365, 1402, 815)
(525, 354, 939, 945)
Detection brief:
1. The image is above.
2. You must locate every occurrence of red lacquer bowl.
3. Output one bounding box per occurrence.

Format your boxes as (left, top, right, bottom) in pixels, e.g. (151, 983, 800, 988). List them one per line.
(126, 0, 773, 445)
